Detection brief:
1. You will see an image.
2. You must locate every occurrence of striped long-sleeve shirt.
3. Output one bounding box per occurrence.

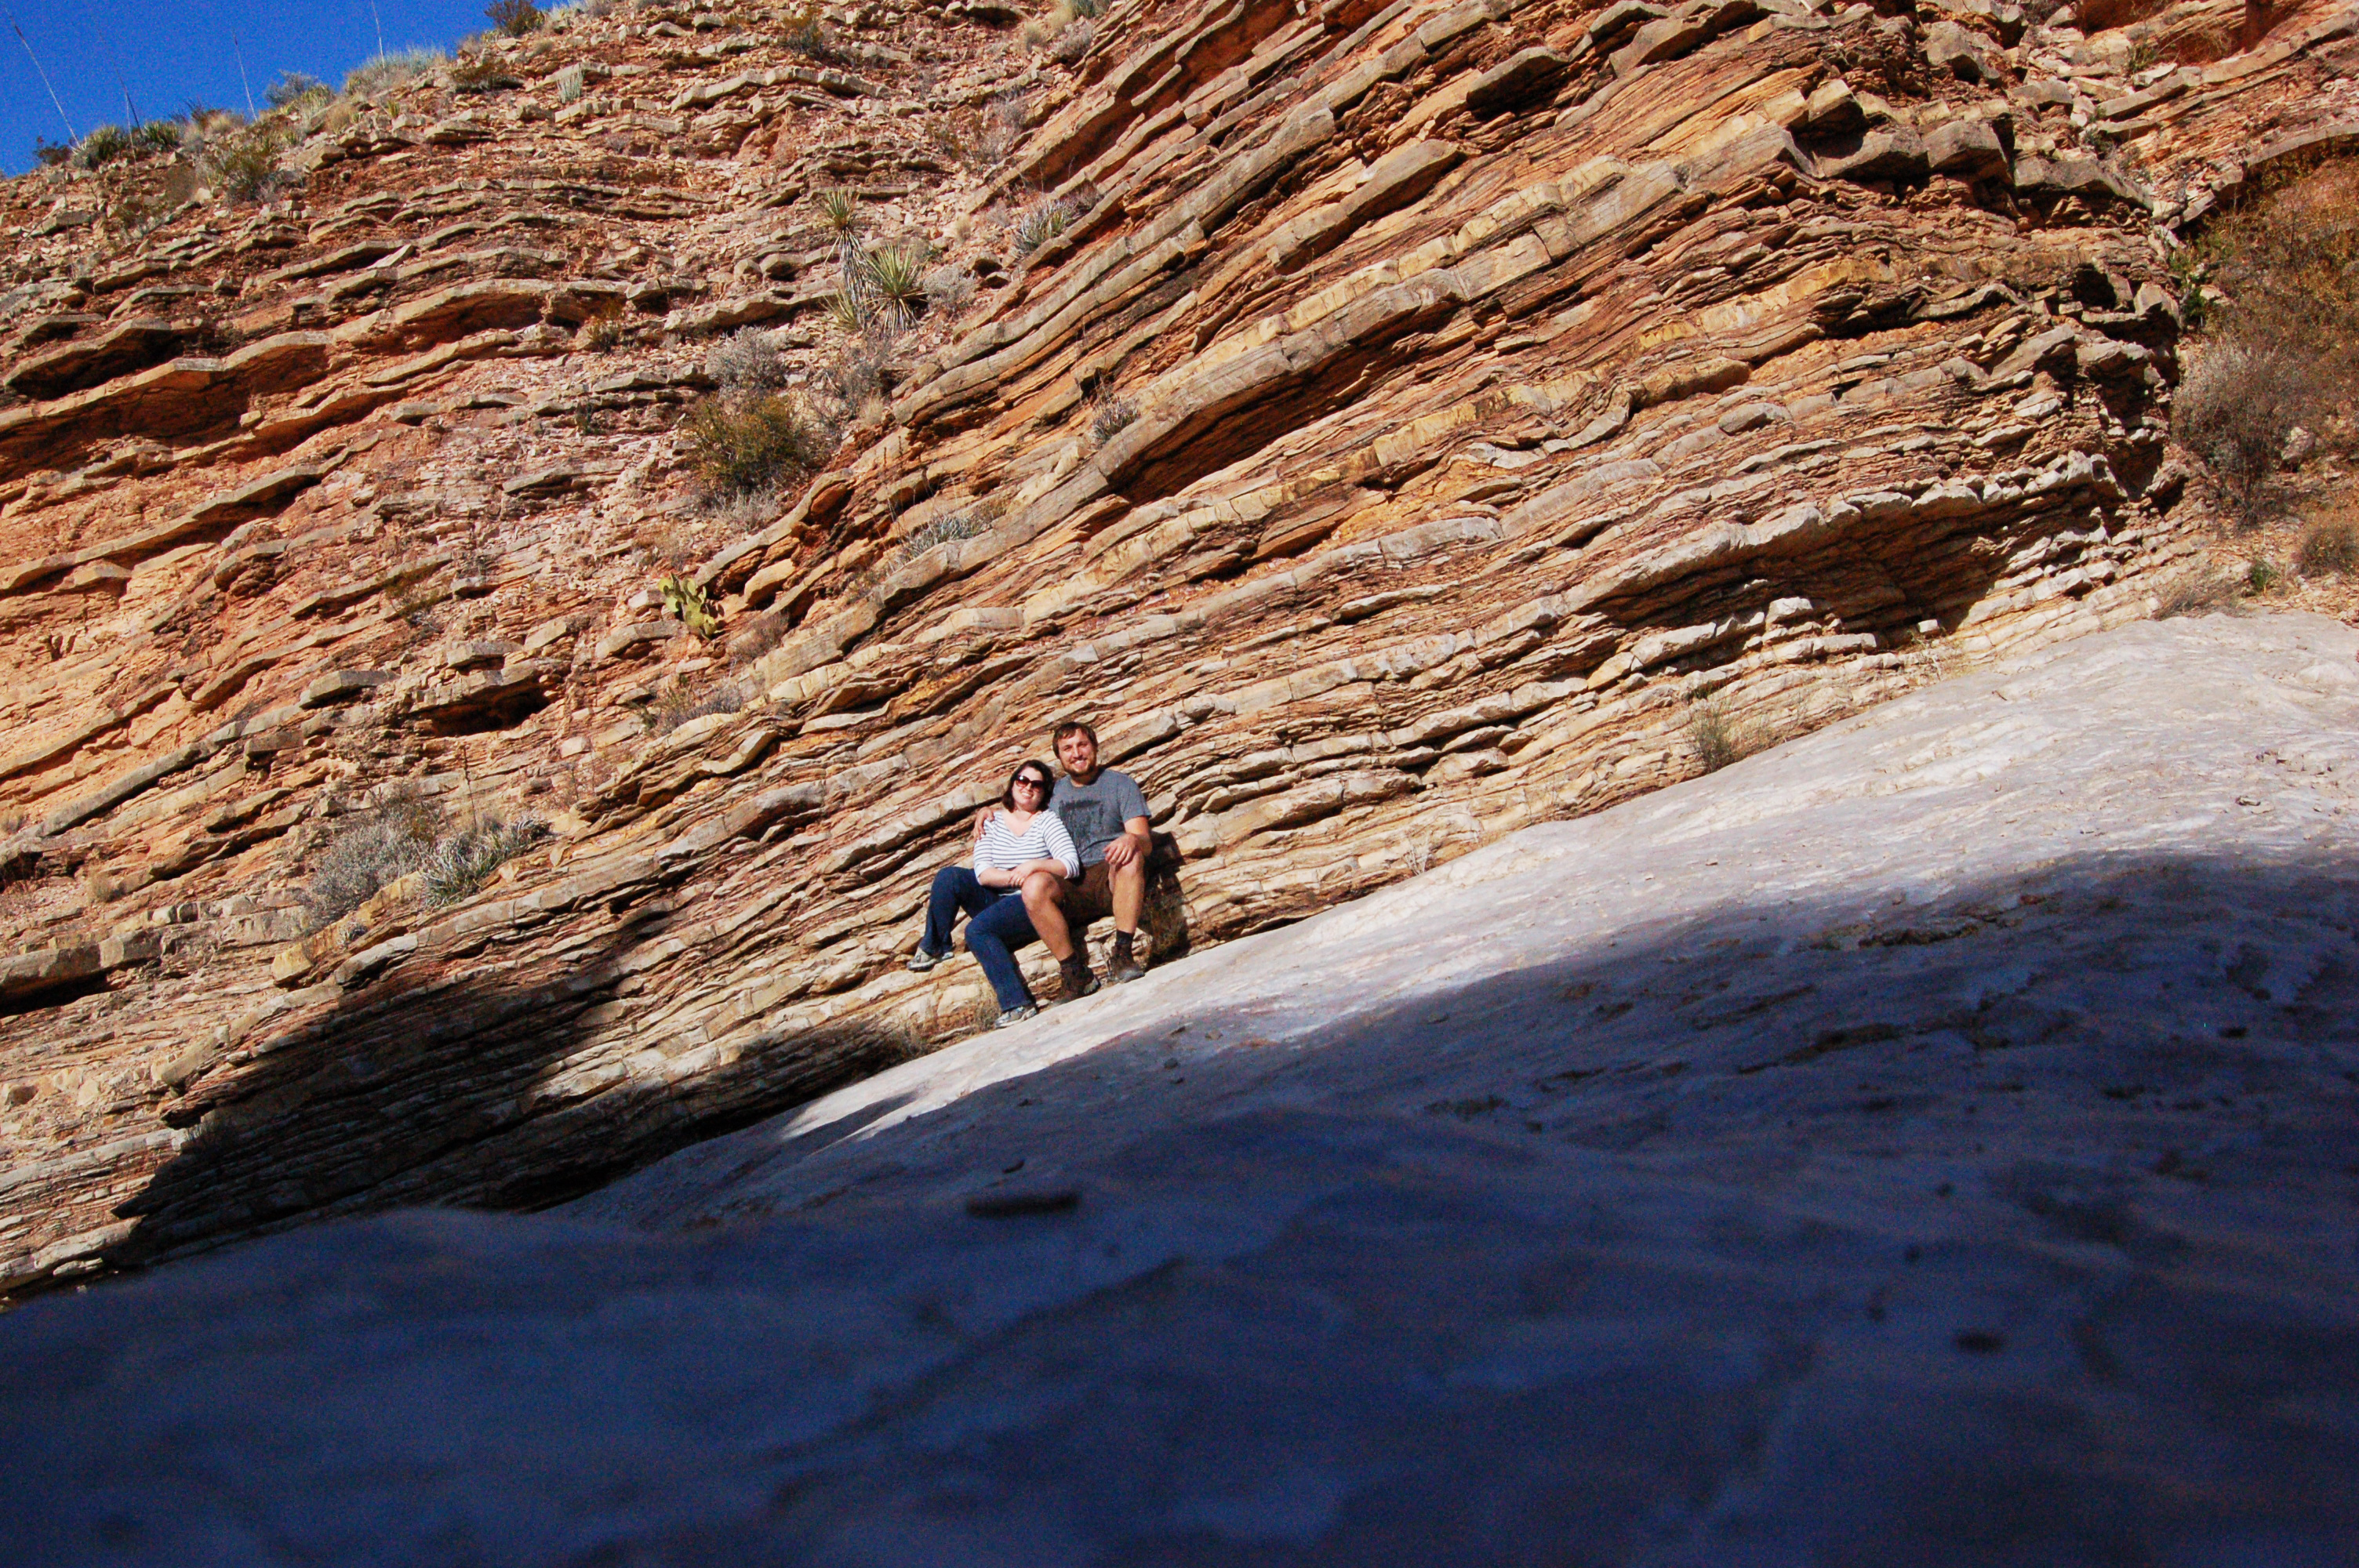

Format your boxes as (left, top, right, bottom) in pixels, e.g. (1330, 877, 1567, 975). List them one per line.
(975, 811, 1080, 881)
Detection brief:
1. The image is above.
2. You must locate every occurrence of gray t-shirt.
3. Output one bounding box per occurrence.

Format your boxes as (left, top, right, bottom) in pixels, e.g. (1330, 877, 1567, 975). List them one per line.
(1051, 768, 1149, 867)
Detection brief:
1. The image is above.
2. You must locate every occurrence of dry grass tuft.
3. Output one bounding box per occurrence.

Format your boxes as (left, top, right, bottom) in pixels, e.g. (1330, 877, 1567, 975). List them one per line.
(2295, 518, 2359, 578)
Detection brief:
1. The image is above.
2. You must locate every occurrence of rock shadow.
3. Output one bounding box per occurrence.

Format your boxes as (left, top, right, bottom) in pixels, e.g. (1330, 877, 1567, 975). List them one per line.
(90, 916, 911, 1287)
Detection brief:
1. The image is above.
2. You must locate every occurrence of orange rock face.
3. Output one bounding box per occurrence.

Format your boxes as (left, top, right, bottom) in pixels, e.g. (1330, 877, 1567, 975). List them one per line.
(2, 0, 2352, 1293)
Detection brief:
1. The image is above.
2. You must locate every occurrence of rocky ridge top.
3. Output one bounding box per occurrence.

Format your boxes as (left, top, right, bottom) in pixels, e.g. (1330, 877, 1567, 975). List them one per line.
(1, 0, 2354, 1293)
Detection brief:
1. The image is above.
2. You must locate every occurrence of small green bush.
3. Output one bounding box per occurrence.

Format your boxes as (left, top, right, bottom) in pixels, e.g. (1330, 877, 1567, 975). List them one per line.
(2296, 519, 2359, 578)
(75, 125, 132, 169)
(685, 394, 832, 496)
(2245, 557, 2282, 596)
(202, 126, 292, 204)
(1689, 699, 1749, 774)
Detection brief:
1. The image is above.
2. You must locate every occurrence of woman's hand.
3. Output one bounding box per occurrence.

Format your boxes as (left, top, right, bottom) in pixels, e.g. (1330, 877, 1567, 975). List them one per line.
(975, 865, 1014, 888)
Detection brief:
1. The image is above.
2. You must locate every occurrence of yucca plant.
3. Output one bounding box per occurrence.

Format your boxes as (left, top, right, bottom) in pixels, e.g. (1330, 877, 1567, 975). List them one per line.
(861, 244, 929, 326)
(813, 187, 860, 235)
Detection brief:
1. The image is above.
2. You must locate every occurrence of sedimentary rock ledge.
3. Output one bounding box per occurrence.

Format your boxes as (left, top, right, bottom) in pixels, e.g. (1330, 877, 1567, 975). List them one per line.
(4, 613, 2354, 1563)
(3, 0, 2356, 1285)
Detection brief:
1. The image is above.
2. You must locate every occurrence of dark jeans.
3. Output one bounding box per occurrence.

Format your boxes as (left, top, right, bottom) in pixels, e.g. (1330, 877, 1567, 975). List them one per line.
(922, 867, 1039, 1011)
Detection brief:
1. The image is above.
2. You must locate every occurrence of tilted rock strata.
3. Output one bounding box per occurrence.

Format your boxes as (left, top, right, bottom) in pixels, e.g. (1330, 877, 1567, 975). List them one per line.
(2, 0, 2356, 1290)
(6, 615, 2357, 1560)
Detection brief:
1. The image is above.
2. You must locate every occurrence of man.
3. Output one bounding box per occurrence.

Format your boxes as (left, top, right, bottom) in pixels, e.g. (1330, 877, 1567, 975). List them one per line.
(1004, 721, 1151, 997)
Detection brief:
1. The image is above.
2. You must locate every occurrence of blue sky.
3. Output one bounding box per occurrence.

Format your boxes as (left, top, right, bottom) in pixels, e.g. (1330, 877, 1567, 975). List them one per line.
(1, 0, 496, 175)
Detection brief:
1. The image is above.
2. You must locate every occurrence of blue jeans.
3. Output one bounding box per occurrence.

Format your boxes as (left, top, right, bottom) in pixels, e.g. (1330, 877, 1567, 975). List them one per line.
(922, 866, 1040, 1011)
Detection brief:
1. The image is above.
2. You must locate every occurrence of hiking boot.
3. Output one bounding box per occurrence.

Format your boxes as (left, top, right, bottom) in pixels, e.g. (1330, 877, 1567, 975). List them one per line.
(1105, 952, 1146, 985)
(1059, 957, 1100, 1001)
(906, 948, 945, 973)
(994, 1003, 1038, 1028)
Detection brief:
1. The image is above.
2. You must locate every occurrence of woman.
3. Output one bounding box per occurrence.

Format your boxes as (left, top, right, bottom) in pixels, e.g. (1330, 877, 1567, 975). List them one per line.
(907, 760, 1078, 1026)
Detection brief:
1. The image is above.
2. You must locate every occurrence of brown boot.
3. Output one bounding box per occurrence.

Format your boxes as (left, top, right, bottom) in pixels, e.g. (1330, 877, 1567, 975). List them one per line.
(1106, 931, 1144, 985)
(1059, 956, 1100, 1000)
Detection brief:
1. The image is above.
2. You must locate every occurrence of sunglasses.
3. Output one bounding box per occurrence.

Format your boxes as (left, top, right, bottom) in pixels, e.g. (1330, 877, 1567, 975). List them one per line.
(1013, 776, 1050, 791)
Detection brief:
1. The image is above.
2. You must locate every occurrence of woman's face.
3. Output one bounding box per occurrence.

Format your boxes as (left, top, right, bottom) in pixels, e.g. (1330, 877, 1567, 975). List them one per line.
(1009, 770, 1052, 808)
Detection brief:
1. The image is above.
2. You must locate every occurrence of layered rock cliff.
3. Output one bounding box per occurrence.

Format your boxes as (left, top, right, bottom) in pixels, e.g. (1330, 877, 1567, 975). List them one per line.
(6, 613, 2356, 1562)
(2, 0, 2354, 1293)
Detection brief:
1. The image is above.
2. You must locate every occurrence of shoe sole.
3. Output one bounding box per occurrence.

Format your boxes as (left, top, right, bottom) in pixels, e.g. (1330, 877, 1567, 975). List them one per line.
(1105, 965, 1143, 985)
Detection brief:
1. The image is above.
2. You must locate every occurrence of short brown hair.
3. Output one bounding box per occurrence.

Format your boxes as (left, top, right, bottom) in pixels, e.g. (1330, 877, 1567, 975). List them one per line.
(1052, 720, 1097, 749)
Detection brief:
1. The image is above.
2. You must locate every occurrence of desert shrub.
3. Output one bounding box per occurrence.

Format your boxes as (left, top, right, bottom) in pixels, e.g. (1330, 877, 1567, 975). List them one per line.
(2296, 518, 2359, 577)
(900, 510, 990, 557)
(685, 394, 831, 496)
(579, 300, 627, 351)
(554, 63, 586, 102)
(81, 858, 122, 906)
(202, 125, 293, 203)
(487, 0, 546, 37)
(707, 326, 787, 397)
(423, 816, 548, 905)
(923, 264, 976, 314)
(1052, 19, 1096, 62)
(2245, 556, 2283, 595)
(645, 681, 746, 735)
(346, 48, 446, 97)
(780, 3, 838, 58)
(450, 53, 519, 93)
(1022, 0, 1089, 47)
(976, 94, 1027, 164)
(1088, 395, 1137, 445)
(2174, 340, 2316, 527)
(1688, 699, 1750, 774)
(75, 125, 132, 169)
(2154, 571, 2240, 619)
(133, 120, 184, 153)
(301, 800, 442, 927)
(33, 138, 71, 167)
(1012, 195, 1078, 256)
(265, 71, 329, 110)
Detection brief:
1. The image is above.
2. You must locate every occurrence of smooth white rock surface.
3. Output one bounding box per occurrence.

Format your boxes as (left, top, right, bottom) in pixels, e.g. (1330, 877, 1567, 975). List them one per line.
(5, 613, 2357, 1566)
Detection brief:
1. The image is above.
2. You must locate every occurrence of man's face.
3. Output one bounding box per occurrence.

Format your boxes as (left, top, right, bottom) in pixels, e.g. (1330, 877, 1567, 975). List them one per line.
(1057, 731, 1098, 779)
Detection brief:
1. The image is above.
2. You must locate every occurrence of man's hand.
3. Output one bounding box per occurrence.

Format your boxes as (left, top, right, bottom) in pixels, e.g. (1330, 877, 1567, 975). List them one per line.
(970, 809, 991, 844)
(1101, 823, 1150, 870)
